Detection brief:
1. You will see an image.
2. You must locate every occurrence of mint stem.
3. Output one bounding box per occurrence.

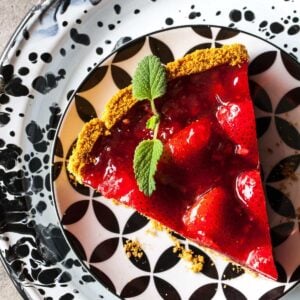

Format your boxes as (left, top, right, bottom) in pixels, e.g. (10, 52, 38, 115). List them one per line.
(153, 121, 160, 140)
(150, 99, 160, 139)
(150, 99, 158, 115)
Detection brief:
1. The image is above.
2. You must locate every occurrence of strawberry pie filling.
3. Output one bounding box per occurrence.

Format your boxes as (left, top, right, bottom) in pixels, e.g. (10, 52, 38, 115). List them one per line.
(80, 62, 277, 279)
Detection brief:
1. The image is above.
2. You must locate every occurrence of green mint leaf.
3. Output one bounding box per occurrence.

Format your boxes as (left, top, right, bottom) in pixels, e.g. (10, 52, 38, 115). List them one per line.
(133, 139, 163, 196)
(146, 115, 160, 130)
(132, 55, 167, 101)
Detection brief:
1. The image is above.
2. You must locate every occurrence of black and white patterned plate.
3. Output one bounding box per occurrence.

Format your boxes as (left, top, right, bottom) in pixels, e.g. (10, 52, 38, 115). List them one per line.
(0, 1, 299, 299)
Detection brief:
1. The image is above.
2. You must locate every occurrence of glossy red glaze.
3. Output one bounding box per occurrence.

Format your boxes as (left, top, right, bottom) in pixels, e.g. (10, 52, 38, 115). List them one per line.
(82, 62, 277, 280)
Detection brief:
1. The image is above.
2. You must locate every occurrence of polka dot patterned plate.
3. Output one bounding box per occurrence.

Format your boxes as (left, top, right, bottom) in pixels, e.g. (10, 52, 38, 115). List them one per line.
(0, 1, 299, 299)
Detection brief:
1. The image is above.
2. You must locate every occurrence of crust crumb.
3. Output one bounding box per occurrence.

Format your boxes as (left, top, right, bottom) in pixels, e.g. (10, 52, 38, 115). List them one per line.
(150, 219, 168, 231)
(146, 219, 169, 235)
(172, 240, 204, 273)
(123, 239, 143, 259)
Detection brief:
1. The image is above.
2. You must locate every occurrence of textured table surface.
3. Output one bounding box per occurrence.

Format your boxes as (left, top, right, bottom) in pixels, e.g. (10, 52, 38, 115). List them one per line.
(0, 0, 299, 299)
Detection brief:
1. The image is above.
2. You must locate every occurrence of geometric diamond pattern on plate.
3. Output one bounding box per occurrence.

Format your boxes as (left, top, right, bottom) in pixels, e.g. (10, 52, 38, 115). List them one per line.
(75, 95, 97, 123)
(275, 88, 300, 114)
(186, 27, 240, 55)
(281, 51, 300, 81)
(248, 51, 277, 76)
(89, 265, 116, 294)
(111, 65, 132, 89)
(266, 185, 296, 219)
(249, 80, 272, 138)
(266, 155, 300, 183)
(112, 37, 146, 63)
(149, 37, 174, 64)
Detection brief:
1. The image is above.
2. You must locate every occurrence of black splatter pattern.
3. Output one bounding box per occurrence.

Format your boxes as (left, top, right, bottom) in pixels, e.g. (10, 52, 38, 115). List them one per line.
(228, 7, 256, 28)
(32, 69, 66, 94)
(258, 9, 300, 40)
(189, 11, 201, 20)
(0, 65, 29, 126)
(41, 53, 53, 63)
(165, 18, 174, 25)
(18, 67, 30, 76)
(29, 52, 38, 63)
(0, 65, 28, 96)
(114, 4, 121, 14)
(70, 28, 90, 46)
(229, 9, 242, 22)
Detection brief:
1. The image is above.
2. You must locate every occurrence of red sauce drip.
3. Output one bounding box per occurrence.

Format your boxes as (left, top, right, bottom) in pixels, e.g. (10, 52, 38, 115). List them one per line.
(82, 63, 277, 279)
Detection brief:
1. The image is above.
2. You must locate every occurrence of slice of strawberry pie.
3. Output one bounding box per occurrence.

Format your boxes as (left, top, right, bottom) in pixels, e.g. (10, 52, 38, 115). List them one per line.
(67, 44, 277, 280)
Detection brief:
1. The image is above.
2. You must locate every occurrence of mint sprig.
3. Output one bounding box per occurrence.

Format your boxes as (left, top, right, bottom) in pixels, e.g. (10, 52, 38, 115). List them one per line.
(132, 55, 167, 196)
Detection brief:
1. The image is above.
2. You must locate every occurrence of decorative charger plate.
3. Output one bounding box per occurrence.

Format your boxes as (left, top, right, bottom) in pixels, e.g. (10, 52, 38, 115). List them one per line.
(0, 1, 299, 299)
